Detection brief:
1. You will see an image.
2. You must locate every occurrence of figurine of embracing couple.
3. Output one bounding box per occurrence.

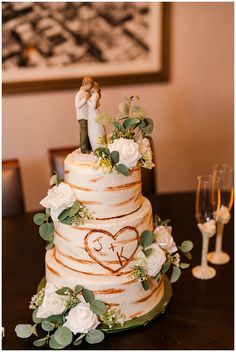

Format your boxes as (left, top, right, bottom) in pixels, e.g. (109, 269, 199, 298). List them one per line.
(75, 76, 105, 154)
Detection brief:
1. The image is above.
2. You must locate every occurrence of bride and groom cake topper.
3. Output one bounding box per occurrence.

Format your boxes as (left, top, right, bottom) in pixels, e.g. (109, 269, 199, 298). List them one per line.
(75, 76, 105, 153)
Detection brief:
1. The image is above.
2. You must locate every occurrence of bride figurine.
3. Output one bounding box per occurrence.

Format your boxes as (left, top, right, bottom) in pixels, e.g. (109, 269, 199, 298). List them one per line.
(87, 82, 106, 151)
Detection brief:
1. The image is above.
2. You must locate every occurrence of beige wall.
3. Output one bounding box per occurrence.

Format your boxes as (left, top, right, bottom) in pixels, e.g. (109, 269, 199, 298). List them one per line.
(3, 2, 234, 211)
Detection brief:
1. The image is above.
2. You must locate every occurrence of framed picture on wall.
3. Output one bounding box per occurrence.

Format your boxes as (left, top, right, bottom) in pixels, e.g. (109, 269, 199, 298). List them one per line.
(2, 2, 170, 94)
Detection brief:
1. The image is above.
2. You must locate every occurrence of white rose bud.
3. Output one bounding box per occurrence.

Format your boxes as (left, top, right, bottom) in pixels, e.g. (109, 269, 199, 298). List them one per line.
(108, 138, 141, 169)
(145, 243, 166, 277)
(154, 225, 177, 254)
(63, 302, 99, 334)
(40, 182, 76, 221)
(197, 219, 216, 238)
(36, 282, 68, 319)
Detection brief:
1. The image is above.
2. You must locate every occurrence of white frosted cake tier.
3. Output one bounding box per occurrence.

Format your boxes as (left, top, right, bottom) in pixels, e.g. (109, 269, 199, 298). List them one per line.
(64, 149, 142, 219)
(45, 197, 165, 319)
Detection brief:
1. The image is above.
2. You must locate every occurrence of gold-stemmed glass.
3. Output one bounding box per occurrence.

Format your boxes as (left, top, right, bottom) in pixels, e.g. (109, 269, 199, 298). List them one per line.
(207, 164, 234, 264)
(192, 175, 220, 280)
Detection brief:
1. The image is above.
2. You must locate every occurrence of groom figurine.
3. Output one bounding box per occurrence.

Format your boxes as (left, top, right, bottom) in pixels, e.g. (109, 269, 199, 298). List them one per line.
(75, 76, 94, 153)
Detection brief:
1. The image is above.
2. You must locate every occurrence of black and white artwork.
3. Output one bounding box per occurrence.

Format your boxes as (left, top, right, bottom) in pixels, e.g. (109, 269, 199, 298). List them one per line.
(2, 2, 168, 93)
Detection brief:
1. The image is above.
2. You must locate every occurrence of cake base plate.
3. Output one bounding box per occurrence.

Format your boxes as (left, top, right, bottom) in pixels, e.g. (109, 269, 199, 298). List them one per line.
(37, 275, 172, 333)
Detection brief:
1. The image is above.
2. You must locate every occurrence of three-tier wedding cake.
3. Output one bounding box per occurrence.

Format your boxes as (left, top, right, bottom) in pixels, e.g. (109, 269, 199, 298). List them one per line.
(15, 78, 192, 349)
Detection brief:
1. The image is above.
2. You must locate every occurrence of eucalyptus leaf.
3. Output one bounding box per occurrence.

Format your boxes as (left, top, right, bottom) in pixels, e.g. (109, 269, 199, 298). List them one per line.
(113, 121, 125, 131)
(110, 151, 119, 164)
(74, 285, 83, 294)
(170, 266, 181, 283)
(131, 106, 146, 118)
(56, 287, 73, 295)
(39, 223, 54, 241)
(123, 117, 140, 129)
(46, 315, 64, 325)
(54, 326, 73, 346)
(115, 164, 129, 177)
(90, 300, 107, 315)
(180, 263, 190, 269)
(85, 329, 105, 344)
(96, 112, 113, 126)
(143, 248, 152, 257)
(161, 219, 171, 226)
(45, 239, 54, 250)
(139, 120, 146, 129)
(142, 118, 154, 134)
(58, 208, 70, 221)
(41, 320, 55, 332)
(59, 217, 72, 225)
(32, 308, 42, 324)
(141, 280, 149, 291)
(118, 101, 129, 115)
(140, 230, 153, 249)
(180, 240, 193, 252)
(33, 337, 47, 347)
(50, 174, 58, 186)
(162, 260, 171, 274)
(15, 324, 34, 338)
(82, 288, 94, 303)
(69, 200, 81, 217)
(49, 335, 66, 349)
(73, 333, 85, 346)
(182, 251, 192, 260)
(46, 208, 51, 216)
(33, 213, 47, 225)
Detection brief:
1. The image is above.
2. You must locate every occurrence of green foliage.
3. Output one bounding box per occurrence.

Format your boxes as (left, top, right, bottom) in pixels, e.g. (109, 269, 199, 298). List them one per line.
(110, 150, 119, 164)
(179, 240, 193, 253)
(82, 288, 94, 303)
(143, 248, 152, 257)
(73, 334, 85, 346)
(142, 118, 154, 134)
(140, 230, 153, 249)
(141, 280, 149, 291)
(33, 213, 47, 225)
(115, 163, 129, 176)
(41, 320, 55, 332)
(170, 266, 181, 283)
(85, 329, 105, 344)
(123, 117, 140, 129)
(96, 112, 113, 126)
(162, 260, 171, 274)
(113, 121, 125, 132)
(180, 263, 190, 269)
(39, 223, 54, 241)
(54, 326, 73, 346)
(90, 300, 107, 316)
(49, 335, 66, 349)
(118, 101, 129, 115)
(33, 337, 48, 347)
(131, 105, 146, 118)
(154, 214, 170, 228)
(56, 287, 73, 295)
(69, 200, 81, 217)
(58, 200, 93, 226)
(45, 238, 54, 250)
(74, 285, 83, 294)
(58, 208, 70, 221)
(32, 308, 42, 324)
(46, 315, 64, 325)
(15, 324, 36, 338)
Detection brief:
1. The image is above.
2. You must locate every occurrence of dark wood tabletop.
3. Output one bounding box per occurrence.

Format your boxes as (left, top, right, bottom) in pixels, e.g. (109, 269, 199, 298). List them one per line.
(2, 192, 234, 350)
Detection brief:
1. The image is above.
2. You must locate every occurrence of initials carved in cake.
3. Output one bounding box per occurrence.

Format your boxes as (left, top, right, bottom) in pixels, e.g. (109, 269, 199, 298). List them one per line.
(84, 227, 139, 273)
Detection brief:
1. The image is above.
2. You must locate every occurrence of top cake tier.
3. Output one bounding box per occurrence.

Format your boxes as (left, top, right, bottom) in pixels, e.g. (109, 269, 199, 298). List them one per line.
(64, 149, 142, 219)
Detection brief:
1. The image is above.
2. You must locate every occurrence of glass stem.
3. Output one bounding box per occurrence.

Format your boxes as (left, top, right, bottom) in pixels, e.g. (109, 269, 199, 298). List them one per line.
(201, 234, 209, 268)
(215, 221, 224, 254)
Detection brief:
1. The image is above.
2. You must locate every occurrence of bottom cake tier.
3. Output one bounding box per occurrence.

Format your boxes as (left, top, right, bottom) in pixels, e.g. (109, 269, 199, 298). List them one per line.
(46, 248, 167, 321)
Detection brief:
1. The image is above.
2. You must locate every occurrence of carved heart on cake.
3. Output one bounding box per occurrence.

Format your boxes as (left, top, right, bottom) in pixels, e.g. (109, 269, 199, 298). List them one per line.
(84, 226, 139, 273)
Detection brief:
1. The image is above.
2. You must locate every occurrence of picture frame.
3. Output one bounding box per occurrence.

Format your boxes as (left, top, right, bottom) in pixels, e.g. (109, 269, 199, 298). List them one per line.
(2, 2, 170, 94)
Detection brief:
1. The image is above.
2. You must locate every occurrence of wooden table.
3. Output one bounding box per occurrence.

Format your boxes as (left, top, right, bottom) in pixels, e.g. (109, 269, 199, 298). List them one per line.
(2, 193, 234, 350)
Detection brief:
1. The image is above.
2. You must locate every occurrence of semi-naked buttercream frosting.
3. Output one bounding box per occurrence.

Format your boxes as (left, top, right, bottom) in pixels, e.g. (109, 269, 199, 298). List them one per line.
(45, 149, 165, 320)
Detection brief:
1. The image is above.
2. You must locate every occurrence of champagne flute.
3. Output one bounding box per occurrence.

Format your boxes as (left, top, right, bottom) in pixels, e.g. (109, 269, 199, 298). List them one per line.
(192, 175, 220, 279)
(207, 164, 234, 264)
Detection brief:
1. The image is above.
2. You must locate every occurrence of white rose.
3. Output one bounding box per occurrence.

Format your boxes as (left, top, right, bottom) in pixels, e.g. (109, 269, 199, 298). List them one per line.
(145, 243, 166, 277)
(154, 226, 177, 254)
(63, 302, 99, 334)
(40, 182, 76, 221)
(108, 138, 141, 169)
(197, 219, 216, 238)
(36, 282, 68, 319)
(217, 205, 231, 224)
